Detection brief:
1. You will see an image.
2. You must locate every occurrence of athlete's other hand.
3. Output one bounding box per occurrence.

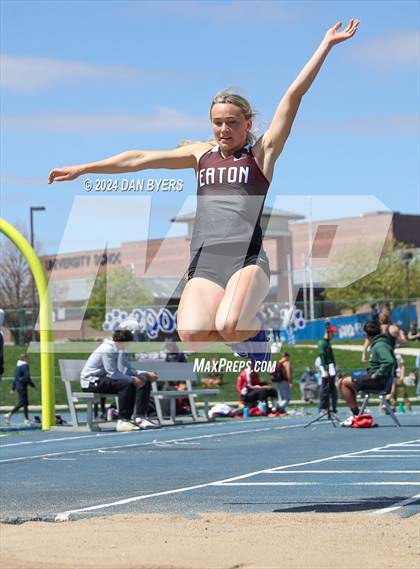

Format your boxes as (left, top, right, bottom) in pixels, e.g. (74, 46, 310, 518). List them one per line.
(324, 19, 360, 46)
(48, 166, 82, 184)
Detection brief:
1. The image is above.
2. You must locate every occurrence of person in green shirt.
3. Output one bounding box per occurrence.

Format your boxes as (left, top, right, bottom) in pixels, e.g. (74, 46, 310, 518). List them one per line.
(318, 323, 338, 413)
(339, 320, 396, 426)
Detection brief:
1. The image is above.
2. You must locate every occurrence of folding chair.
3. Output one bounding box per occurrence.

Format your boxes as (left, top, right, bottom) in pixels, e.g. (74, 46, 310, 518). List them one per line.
(359, 369, 401, 427)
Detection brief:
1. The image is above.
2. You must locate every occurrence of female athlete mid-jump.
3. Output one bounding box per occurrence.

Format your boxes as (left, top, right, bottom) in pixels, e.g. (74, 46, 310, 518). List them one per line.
(49, 20, 360, 365)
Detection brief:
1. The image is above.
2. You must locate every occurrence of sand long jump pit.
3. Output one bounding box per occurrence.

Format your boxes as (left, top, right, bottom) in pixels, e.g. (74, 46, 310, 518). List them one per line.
(1, 511, 419, 569)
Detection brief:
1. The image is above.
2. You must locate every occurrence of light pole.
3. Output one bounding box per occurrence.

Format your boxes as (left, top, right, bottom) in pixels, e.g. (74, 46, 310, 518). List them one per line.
(401, 250, 413, 332)
(302, 252, 308, 318)
(308, 196, 315, 320)
(30, 206, 46, 340)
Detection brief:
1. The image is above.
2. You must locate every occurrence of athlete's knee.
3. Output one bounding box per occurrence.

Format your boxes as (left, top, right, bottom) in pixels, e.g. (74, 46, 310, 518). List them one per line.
(217, 316, 257, 341)
(178, 329, 211, 343)
(339, 376, 352, 390)
(217, 316, 240, 337)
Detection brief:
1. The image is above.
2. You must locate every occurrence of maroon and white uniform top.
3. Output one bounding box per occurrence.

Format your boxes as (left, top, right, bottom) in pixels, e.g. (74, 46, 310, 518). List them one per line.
(191, 144, 270, 253)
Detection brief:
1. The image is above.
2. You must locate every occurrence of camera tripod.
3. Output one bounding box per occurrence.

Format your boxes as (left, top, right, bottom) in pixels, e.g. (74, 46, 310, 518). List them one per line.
(304, 375, 341, 428)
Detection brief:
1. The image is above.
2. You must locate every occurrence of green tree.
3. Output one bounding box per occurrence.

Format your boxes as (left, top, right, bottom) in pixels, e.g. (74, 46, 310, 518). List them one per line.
(0, 225, 42, 344)
(322, 241, 420, 312)
(86, 267, 153, 330)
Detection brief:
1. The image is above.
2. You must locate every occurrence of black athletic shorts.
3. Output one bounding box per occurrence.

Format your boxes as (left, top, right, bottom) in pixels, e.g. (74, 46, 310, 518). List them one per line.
(351, 373, 387, 392)
(188, 242, 270, 289)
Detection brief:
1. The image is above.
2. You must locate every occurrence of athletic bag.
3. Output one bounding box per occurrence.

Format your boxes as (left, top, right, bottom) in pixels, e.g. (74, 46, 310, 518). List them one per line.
(351, 414, 376, 428)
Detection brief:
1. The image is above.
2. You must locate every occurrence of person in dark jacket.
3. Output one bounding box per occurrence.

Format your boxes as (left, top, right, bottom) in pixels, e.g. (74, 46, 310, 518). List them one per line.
(339, 320, 396, 426)
(4, 353, 36, 425)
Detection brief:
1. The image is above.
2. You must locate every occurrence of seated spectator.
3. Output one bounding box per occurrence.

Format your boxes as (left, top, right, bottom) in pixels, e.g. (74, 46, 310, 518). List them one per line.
(174, 381, 192, 415)
(80, 329, 158, 431)
(299, 367, 319, 403)
(237, 362, 277, 413)
(338, 320, 395, 426)
(407, 321, 420, 341)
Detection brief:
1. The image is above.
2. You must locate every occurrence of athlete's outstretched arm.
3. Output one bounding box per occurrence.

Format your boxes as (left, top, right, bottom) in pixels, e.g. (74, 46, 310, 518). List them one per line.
(260, 19, 360, 161)
(48, 143, 211, 184)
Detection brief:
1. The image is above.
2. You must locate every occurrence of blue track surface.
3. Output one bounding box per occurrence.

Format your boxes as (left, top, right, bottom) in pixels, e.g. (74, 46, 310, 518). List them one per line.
(1, 412, 419, 523)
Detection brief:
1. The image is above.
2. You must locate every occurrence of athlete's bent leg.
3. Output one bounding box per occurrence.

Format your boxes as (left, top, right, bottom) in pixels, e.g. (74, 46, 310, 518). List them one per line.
(177, 277, 227, 346)
(338, 376, 358, 409)
(215, 265, 270, 342)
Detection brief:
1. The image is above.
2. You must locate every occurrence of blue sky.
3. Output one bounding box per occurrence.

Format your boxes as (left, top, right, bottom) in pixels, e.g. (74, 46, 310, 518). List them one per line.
(1, 0, 419, 255)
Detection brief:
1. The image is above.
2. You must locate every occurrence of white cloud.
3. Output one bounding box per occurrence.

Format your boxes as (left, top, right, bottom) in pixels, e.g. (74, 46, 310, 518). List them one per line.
(300, 114, 420, 136)
(351, 30, 419, 69)
(0, 54, 145, 93)
(0, 55, 208, 93)
(3, 107, 209, 133)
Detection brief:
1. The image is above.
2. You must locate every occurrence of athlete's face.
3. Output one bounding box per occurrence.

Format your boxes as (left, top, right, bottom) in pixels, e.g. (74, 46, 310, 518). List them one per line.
(211, 103, 252, 155)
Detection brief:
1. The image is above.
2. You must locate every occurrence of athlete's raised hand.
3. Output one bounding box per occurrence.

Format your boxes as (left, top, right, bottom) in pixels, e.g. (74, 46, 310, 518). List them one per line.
(259, 18, 360, 171)
(324, 19, 360, 46)
(48, 166, 82, 184)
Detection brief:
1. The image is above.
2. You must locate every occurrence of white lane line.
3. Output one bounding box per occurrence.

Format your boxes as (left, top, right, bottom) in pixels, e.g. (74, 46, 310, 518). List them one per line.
(371, 494, 420, 515)
(0, 417, 275, 448)
(0, 433, 135, 448)
(218, 482, 420, 486)
(372, 449, 420, 453)
(0, 424, 301, 464)
(216, 482, 319, 486)
(338, 455, 418, 459)
(380, 440, 420, 447)
(55, 481, 219, 522)
(265, 470, 420, 474)
(353, 482, 420, 485)
(42, 458, 76, 462)
(154, 441, 201, 446)
(54, 438, 420, 521)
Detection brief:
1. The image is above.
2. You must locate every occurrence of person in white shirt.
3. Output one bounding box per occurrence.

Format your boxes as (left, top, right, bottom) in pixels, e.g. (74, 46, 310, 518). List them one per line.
(80, 329, 158, 431)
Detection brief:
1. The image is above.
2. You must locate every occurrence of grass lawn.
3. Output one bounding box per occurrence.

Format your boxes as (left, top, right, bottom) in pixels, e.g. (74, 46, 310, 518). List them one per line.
(1, 342, 418, 407)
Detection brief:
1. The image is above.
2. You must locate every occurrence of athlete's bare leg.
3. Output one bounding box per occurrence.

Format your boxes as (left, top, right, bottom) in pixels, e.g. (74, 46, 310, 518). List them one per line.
(177, 277, 226, 346)
(338, 376, 358, 409)
(215, 265, 270, 342)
